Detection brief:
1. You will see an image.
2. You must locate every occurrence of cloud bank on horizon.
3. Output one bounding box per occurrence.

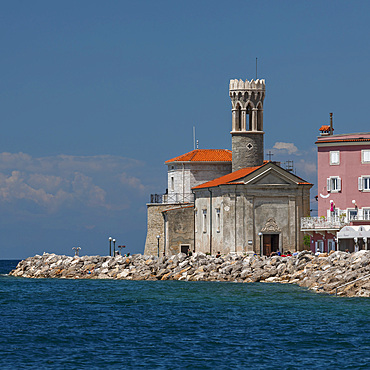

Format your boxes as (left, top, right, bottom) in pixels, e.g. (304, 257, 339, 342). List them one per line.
(0, 152, 147, 213)
(0, 152, 159, 259)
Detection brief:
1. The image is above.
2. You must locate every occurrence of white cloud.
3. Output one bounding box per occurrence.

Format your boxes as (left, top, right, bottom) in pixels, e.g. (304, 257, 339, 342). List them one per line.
(119, 172, 146, 191)
(0, 152, 148, 214)
(296, 159, 317, 176)
(273, 142, 299, 154)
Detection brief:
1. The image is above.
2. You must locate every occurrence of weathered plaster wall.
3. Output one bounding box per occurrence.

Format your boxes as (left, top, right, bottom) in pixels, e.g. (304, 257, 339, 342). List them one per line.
(165, 207, 194, 256)
(194, 183, 312, 255)
(166, 163, 231, 201)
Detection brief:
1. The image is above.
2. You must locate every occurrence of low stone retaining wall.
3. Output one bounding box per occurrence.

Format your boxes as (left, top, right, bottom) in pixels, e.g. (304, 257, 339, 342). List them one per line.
(9, 250, 370, 297)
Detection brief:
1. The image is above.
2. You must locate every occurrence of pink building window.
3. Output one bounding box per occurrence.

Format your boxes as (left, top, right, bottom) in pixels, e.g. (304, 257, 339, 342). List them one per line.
(330, 151, 340, 165)
(327, 176, 341, 192)
(358, 176, 370, 191)
(362, 150, 370, 163)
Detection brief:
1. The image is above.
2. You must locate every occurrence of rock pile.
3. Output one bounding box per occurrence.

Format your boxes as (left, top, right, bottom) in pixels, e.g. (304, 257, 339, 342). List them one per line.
(9, 250, 370, 297)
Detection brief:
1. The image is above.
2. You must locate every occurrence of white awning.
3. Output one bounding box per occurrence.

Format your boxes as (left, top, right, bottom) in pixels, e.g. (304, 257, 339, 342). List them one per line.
(337, 225, 370, 239)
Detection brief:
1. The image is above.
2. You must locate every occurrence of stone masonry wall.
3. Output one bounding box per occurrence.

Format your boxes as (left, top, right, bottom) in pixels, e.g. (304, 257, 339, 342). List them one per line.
(232, 133, 264, 171)
(144, 204, 169, 256)
(166, 206, 194, 255)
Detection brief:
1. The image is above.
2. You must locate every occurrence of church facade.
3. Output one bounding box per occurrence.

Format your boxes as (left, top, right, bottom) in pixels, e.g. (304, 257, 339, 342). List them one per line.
(144, 77, 312, 256)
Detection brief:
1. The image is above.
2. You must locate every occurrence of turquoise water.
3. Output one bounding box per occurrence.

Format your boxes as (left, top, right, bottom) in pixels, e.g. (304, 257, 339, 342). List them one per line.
(1, 260, 370, 369)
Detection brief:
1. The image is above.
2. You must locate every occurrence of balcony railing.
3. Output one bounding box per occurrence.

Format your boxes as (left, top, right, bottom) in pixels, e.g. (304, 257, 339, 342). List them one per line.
(150, 192, 194, 204)
(301, 216, 349, 231)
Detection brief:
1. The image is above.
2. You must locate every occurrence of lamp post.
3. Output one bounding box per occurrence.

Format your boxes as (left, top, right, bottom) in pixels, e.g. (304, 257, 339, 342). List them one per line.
(109, 236, 112, 256)
(72, 246, 81, 257)
(258, 232, 263, 256)
(156, 235, 160, 257)
(118, 245, 126, 255)
(113, 239, 116, 256)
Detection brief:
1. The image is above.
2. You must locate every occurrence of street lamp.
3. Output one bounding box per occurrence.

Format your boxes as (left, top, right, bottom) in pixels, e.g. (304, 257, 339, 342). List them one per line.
(118, 245, 126, 255)
(258, 232, 263, 256)
(109, 237, 112, 256)
(353, 237, 358, 252)
(156, 235, 160, 257)
(113, 239, 116, 256)
(72, 246, 81, 257)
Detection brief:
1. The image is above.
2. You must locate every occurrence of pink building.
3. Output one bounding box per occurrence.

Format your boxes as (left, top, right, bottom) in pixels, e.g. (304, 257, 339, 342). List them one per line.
(301, 121, 370, 253)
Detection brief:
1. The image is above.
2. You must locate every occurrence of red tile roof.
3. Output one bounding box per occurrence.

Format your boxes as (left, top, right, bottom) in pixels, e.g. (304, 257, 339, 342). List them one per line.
(165, 149, 232, 164)
(192, 162, 313, 189)
(192, 165, 263, 189)
(316, 137, 370, 144)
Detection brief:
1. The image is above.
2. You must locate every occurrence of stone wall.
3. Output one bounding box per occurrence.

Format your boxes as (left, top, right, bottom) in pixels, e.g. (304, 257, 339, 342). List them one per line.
(144, 204, 169, 256)
(165, 206, 194, 255)
(144, 203, 194, 256)
(232, 133, 264, 171)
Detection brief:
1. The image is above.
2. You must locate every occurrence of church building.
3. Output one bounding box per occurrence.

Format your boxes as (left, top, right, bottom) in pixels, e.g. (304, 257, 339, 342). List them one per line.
(144, 77, 312, 256)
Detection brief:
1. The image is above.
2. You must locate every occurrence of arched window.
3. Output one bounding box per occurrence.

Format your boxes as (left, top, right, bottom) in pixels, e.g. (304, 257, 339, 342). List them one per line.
(246, 104, 253, 131)
(257, 102, 263, 131)
(235, 103, 242, 131)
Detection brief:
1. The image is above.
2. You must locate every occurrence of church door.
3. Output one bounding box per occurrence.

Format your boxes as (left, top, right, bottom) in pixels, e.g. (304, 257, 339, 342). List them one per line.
(271, 234, 279, 252)
(263, 234, 279, 256)
(263, 235, 271, 256)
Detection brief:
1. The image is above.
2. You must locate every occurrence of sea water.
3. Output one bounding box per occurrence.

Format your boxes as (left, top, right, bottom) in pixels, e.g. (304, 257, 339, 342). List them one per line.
(0, 260, 369, 369)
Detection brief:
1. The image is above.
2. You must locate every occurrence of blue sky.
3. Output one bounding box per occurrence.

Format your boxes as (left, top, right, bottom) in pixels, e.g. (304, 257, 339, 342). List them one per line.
(1, 0, 369, 259)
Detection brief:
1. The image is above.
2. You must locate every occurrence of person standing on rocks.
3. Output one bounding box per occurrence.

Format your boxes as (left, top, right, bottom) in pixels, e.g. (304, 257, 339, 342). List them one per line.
(330, 200, 335, 219)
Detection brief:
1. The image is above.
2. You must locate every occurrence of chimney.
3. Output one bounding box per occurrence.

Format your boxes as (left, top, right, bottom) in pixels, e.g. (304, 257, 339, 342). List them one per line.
(330, 113, 333, 135)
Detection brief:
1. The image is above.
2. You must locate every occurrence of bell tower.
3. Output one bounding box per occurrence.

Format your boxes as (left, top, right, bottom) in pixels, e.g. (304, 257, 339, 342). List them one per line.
(229, 78, 265, 171)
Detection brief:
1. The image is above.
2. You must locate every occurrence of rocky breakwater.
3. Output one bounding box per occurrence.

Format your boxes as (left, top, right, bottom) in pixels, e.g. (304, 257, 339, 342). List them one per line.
(9, 250, 370, 297)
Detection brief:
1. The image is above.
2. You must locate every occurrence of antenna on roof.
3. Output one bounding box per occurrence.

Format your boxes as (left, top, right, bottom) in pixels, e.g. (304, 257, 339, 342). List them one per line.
(193, 126, 196, 150)
(330, 113, 333, 135)
(256, 57, 258, 79)
(196, 140, 199, 149)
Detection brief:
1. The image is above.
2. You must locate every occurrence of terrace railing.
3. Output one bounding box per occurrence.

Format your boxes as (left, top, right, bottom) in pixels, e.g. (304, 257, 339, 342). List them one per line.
(301, 216, 349, 231)
(150, 192, 194, 204)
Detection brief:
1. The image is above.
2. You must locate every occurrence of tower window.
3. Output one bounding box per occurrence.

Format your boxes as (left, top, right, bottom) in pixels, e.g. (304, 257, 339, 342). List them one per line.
(236, 104, 242, 131)
(246, 105, 252, 131)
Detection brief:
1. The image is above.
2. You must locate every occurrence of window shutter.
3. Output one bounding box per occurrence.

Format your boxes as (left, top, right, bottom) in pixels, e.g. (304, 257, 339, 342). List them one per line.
(337, 178, 341, 191)
(359, 177, 363, 191)
(327, 178, 331, 192)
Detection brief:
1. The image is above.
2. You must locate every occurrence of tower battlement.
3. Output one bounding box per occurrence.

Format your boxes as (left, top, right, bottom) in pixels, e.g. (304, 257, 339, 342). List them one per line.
(229, 78, 265, 91)
(230, 77, 266, 171)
